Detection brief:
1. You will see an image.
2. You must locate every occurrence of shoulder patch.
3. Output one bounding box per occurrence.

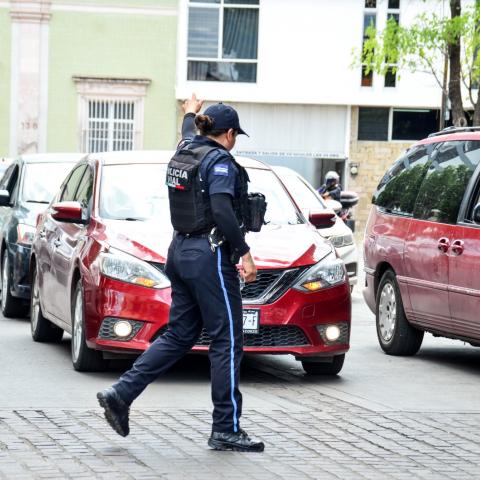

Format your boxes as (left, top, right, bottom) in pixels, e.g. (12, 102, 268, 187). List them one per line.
(213, 163, 229, 176)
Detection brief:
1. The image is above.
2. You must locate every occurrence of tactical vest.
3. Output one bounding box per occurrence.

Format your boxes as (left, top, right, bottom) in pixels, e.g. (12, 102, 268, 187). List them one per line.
(166, 144, 250, 234)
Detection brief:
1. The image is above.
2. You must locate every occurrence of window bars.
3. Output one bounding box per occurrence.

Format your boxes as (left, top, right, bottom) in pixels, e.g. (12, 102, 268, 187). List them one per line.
(82, 100, 136, 153)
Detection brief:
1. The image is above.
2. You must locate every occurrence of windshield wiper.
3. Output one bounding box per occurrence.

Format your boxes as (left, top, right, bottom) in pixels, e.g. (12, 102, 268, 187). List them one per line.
(25, 200, 49, 204)
(112, 217, 144, 221)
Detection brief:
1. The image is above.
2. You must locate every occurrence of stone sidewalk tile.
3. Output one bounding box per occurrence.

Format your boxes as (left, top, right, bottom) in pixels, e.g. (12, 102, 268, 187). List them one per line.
(1, 406, 480, 479)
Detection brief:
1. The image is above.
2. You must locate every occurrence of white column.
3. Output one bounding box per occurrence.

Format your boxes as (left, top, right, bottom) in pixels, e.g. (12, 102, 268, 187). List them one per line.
(9, 1, 51, 156)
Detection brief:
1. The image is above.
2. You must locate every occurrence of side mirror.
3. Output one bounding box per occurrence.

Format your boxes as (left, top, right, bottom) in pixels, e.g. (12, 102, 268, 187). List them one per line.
(309, 210, 336, 229)
(0, 189, 10, 207)
(51, 201, 88, 224)
(473, 203, 480, 225)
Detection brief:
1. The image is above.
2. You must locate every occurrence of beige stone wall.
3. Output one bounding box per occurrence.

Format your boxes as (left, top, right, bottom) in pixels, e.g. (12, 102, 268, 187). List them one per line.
(348, 106, 411, 239)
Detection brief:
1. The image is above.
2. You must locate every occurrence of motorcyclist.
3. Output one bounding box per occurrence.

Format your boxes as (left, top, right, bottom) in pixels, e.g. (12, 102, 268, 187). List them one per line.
(318, 171, 342, 202)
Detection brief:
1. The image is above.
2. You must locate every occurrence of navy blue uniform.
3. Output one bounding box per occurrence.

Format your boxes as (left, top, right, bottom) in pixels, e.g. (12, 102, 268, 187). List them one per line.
(113, 126, 246, 434)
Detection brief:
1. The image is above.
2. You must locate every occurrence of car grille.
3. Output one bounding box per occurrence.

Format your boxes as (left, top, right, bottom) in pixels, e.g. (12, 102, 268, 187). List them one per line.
(151, 325, 310, 347)
(242, 267, 306, 304)
(150, 262, 306, 305)
(345, 262, 357, 278)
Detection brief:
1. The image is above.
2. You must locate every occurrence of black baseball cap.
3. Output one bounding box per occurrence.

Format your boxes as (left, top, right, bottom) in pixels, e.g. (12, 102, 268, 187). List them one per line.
(204, 103, 249, 136)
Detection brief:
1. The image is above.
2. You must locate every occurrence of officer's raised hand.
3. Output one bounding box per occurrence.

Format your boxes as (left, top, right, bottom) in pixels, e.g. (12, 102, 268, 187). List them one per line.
(182, 93, 204, 115)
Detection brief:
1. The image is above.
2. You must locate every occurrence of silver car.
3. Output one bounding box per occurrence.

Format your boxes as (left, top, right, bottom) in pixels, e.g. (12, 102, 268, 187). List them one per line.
(273, 166, 358, 290)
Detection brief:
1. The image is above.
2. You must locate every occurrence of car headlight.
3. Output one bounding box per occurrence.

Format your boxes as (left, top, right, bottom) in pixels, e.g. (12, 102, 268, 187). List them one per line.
(100, 248, 170, 289)
(17, 224, 36, 246)
(293, 253, 346, 292)
(329, 234, 354, 248)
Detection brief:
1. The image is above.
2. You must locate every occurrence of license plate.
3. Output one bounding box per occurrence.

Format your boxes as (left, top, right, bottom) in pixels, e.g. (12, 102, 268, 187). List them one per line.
(243, 309, 260, 334)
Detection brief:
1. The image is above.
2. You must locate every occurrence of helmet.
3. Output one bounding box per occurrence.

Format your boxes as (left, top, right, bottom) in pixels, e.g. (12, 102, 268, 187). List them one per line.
(325, 171, 340, 182)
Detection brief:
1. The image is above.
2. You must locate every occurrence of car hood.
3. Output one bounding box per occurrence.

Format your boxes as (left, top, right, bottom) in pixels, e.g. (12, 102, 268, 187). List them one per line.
(101, 220, 333, 269)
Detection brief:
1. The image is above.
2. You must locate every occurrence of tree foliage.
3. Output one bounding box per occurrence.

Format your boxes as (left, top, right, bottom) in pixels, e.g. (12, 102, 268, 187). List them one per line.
(356, 1, 480, 126)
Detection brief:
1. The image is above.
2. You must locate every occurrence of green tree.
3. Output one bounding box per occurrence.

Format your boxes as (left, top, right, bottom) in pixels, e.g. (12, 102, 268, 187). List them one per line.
(356, 0, 480, 127)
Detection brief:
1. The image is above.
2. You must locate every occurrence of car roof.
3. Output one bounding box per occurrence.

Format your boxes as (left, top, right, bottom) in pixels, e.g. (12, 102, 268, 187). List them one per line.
(19, 153, 85, 164)
(272, 165, 300, 176)
(93, 150, 271, 170)
(416, 130, 480, 147)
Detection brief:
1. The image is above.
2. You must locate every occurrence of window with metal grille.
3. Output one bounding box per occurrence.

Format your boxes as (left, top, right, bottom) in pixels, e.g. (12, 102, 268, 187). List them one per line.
(85, 100, 136, 153)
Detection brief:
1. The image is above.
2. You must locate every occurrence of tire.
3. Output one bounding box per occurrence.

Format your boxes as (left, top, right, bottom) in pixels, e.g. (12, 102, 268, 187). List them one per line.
(71, 279, 106, 372)
(376, 269, 424, 356)
(31, 266, 64, 343)
(1, 252, 28, 318)
(302, 354, 345, 375)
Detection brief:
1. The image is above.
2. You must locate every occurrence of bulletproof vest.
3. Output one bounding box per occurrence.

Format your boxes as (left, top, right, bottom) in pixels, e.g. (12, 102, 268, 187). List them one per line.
(166, 144, 215, 234)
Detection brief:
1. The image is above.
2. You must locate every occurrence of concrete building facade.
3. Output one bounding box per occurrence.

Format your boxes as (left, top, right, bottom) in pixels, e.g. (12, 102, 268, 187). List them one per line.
(1, 0, 179, 158)
(175, 0, 469, 233)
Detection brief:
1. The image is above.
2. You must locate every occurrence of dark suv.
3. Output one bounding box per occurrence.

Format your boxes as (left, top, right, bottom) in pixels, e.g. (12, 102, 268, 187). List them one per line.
(0, 154, 82, 317)
(364, 127, 480, 355)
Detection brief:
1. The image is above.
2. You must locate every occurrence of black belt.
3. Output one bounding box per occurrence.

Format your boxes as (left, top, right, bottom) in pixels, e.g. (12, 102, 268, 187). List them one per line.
(176, 231, 210, 239)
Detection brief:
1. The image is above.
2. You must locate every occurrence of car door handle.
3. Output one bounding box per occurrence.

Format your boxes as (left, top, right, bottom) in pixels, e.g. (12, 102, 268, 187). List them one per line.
(437, 237, 450, 253)
(53, 239, 62, 248)
(451, 239, 464, 256)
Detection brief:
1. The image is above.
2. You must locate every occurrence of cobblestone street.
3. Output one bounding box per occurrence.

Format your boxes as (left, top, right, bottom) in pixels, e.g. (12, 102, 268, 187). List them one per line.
(2, 401, 480, 479)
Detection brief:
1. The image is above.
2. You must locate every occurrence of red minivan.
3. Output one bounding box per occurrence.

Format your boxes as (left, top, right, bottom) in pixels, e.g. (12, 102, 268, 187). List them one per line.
(30, 151, 351, 374)
(364, 127, 480, 355)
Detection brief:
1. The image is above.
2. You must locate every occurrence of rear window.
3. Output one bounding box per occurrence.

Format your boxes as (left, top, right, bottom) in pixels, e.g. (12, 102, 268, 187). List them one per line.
(373, 144, 431, 216)
(413, 140, 480, 224)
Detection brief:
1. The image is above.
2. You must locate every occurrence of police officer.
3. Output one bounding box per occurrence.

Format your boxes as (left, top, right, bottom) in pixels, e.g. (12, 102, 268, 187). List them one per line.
(97, 94, 265, 453)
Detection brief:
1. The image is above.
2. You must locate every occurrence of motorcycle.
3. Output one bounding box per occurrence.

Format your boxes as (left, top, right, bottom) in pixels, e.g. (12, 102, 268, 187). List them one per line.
(339, 191, 359, 232)
(324, 191, 359, 232)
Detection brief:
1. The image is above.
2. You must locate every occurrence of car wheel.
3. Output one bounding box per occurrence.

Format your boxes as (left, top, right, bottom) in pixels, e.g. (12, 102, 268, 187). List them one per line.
(1, 252, 28, 318)
(301, 354, 345, 375)
(31, 266, 63, 343)
(376, 269, 424, 356)
(71, 279, 106, 372)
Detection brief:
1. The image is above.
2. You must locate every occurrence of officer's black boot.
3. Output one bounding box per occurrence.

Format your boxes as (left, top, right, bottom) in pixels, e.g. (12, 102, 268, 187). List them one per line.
(208, 429, 265, 452)
(97, 387, 130, 437)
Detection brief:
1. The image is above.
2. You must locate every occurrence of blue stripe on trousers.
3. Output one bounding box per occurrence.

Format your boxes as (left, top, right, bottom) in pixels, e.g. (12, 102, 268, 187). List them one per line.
(216, 247, 239, 433)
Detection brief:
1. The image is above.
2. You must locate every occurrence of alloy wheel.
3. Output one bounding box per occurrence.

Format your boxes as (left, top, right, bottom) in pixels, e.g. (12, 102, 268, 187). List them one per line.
(72, 289, 83, 363)
(378, 282, 397, 342)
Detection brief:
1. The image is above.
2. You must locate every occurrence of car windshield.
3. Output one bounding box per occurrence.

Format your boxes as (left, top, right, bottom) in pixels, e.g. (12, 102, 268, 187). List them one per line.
(99, 163, 303, 225)
(278, 172, 326, 211)
(22, 162, 76, 204)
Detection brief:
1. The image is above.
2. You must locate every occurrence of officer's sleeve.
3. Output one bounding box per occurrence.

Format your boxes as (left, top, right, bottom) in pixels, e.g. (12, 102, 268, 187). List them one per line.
(176, 113, 196, 149)
(205, 154, 236, 197)
(211, 193, 250, 257)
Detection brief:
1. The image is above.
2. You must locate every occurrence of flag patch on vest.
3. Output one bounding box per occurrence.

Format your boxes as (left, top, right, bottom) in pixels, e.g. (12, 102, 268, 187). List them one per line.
(213, 164, 229, 176)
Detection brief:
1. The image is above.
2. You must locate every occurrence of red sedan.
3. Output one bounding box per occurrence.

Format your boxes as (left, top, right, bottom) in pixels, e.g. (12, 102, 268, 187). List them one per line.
(30, 151, 351, 374)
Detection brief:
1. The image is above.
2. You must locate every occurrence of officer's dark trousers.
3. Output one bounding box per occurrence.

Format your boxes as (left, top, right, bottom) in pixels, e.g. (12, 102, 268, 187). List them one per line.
(113, 234, 244, 433)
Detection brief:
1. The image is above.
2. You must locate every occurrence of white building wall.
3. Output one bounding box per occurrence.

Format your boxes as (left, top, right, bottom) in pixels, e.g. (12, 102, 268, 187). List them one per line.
(176, 0, 452, 109)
